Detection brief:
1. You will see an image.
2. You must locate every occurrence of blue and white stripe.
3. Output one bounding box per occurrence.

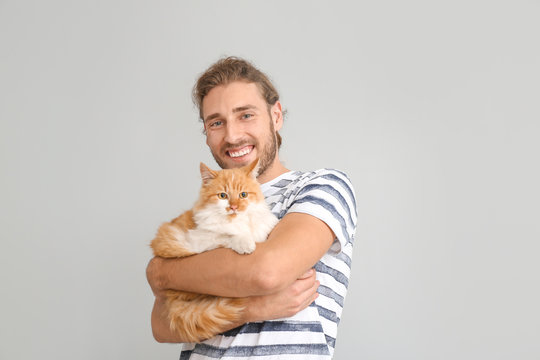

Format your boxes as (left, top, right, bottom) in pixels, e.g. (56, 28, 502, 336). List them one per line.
(180, 169, 357, 359)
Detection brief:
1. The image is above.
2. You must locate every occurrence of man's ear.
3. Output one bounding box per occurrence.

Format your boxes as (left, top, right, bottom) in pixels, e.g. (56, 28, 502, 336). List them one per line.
(200, 162, 217, 184)
(271, 101, 283, 132)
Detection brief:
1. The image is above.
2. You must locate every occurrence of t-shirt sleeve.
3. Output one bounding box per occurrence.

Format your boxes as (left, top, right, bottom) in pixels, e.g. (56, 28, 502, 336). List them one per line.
(286, 169, 357, 254)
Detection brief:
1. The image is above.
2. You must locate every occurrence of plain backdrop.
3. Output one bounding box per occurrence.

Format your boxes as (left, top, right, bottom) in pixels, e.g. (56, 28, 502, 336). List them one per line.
(1, 1, 539, 359)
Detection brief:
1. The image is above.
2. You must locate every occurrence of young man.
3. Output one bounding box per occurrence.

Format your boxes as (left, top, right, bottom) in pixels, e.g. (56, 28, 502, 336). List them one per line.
(146, 57, 357, 359)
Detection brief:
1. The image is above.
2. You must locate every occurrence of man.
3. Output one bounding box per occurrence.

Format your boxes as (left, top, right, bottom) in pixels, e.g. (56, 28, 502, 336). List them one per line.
(146, 57, 357, 359)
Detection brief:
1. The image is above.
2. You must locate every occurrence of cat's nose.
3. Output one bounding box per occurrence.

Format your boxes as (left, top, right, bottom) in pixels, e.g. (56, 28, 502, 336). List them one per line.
(229, 204, 238, 211)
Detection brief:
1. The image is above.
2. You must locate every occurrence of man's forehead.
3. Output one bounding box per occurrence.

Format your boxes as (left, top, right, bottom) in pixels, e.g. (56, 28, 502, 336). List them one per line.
(202, 81, 265, 117)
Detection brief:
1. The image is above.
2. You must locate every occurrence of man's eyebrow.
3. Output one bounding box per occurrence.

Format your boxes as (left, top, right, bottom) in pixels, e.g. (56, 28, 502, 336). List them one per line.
(204, 105, 259, 123)
(204, 113, 221, 123)
(232, 104, 258, 113)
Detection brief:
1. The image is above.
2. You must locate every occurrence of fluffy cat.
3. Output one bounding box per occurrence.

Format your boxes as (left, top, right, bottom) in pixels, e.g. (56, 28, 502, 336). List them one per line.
(150, 159, 278, 342)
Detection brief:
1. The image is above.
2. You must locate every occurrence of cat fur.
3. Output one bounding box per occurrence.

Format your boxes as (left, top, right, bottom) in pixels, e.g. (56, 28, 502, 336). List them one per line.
(150, 159, 278, 342)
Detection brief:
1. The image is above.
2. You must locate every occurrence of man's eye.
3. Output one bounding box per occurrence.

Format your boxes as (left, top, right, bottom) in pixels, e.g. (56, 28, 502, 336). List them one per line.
(241, 114, 253, 120)
(209, 120, 223, 128)
(218, 192, 228, 199)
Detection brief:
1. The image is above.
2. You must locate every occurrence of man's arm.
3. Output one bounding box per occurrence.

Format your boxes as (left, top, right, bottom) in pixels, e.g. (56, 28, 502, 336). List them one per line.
(146, 212, 335, 298)
(150, 269, 320, 343)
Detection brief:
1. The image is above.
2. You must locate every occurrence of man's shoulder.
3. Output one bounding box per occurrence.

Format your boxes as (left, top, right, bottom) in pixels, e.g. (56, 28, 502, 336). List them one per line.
(262, 169, 355, 201)
(288, 168, 355, 195)
(301, 168, 353, 182)
(263, 168, 356, 218)
(275, 168, 357, 250)
(269, 168, 353, 188)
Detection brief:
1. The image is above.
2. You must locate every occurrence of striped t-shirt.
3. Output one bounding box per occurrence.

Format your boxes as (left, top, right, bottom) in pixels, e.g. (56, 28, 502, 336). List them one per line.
(180, 169, 357, 360)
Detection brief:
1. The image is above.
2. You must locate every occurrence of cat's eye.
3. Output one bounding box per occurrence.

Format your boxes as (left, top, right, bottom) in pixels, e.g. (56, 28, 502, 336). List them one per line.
(218, 192, 228, 199)
(239, 192, 248, 199)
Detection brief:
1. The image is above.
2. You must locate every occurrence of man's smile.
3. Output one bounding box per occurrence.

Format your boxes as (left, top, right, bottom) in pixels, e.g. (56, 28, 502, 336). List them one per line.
(227, 145, 254, 159)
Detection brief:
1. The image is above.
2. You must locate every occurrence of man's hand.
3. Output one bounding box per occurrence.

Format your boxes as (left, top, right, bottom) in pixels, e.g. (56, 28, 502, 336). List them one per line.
(146, 256, 167, 297)
(245, 268, 320, 322)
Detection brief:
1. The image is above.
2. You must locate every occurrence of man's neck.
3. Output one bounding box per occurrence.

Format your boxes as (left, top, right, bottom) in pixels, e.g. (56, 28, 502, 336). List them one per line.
(256, 158, 289, 184)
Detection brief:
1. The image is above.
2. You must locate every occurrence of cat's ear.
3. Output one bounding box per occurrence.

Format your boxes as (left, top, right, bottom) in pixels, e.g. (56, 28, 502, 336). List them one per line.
(200, 162, 217, 185)
(245, 159, 260, 179)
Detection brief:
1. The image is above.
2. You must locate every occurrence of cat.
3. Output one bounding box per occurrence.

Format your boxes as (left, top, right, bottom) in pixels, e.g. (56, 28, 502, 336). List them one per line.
(150, 159, 279, 342)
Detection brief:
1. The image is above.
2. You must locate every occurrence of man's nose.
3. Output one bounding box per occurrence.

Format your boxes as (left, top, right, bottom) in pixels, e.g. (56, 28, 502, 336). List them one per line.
(224, 121, 242, 144)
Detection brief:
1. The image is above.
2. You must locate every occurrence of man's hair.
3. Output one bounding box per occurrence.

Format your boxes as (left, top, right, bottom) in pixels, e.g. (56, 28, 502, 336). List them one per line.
(193, 56, 283, 148)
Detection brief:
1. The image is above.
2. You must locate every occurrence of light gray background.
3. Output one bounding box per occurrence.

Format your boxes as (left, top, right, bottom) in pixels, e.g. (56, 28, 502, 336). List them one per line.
(1, 1, 539, 359)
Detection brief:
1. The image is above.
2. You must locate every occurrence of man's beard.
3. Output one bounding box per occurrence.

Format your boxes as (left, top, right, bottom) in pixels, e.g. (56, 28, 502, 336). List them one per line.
(211, 120, 278, 178)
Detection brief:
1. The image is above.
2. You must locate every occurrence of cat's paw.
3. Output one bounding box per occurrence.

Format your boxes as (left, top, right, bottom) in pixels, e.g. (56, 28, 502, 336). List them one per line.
(231, 239, 256, 255)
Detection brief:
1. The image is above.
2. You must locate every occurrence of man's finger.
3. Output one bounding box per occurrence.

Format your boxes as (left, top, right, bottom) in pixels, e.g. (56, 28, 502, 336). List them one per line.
(297, 278, 320, 298)
(299, 291, 319, 312)
(294, 274, 318, 294)
(299, 268, 315, 279)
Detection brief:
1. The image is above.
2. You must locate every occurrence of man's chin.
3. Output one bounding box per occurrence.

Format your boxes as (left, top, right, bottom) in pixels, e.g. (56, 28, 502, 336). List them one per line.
(213, 156, 249, 169)
(217, 153, 257, 169)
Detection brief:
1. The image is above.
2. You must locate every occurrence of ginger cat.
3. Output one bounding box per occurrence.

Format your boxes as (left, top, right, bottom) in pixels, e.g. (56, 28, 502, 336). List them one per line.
(150, 159, 278, 342)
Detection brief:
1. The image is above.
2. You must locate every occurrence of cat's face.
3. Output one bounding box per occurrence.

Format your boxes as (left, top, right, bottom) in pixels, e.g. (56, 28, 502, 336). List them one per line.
(197, 160, 264, 218)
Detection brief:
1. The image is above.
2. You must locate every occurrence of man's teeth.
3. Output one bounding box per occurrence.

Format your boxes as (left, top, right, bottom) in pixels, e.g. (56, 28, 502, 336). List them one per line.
(229, 147, 252, 158)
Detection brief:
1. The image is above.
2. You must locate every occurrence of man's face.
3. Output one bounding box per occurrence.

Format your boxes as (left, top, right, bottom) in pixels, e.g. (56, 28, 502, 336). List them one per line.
(202, 81, 283, 176)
